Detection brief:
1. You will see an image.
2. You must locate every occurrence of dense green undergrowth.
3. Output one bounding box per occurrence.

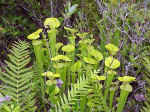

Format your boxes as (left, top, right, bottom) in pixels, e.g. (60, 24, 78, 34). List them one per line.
(0, 0, 150, 112)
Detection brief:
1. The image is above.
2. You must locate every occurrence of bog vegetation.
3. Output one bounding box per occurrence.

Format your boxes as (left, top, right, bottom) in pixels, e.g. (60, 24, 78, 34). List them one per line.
(0, 0, 150, 112)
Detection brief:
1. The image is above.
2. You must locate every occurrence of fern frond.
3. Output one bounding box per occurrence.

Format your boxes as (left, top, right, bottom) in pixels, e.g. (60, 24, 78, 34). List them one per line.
(0, 40, 36, 112)
(54, 74, 91, 112)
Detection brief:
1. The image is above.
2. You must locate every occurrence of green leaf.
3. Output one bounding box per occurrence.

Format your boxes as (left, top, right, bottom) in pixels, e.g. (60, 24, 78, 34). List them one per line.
(120, 83, 132, 92)
(53, 63, 67, 69)
(105, 56, 120, 69)
(118, 76, 136, 82)
(88, 47, 103, 61)
(27, 29, 42, 40)
(105, 43, 119, 55)
(83, 57, 98, 64)
(56, 43, 63, 51)
(54, 86, 60, 95)
(79, 39, 94, 45)
(46, 80, 56, 86)
(71, 61, 82, 72)
(64, 26, 78, 34)
(53, 73, 60, 78)
(41, 71, 53, 79)
(32, 40, 42, 46)
(62, 44, 75, 52)
(0, 41, 36, 112)
(51, 55, 71, 61)
(55, 74, 90, 111)
(44, 18, 60, 29)
(107, 70, 117, 75)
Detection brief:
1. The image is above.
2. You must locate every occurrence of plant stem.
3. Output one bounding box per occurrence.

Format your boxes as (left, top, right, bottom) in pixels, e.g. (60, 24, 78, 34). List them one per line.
(48, 29, 57, 58)
(116, 83, 132, 112)
(32, 40, 44, 73)
(104, 71, 115, 106)
(109, 87, 116, 110)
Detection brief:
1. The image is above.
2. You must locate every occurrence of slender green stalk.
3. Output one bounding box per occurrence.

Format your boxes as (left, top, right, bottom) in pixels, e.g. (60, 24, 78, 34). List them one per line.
(60, 64, 68, 91)
(80, 96, 87, 112)
(80, 44, 88, 57)
(48, 29, 57, 58)
(68, 35, 76, 84)
(98, 86, 109, 112)
(109, 87, 116, 110)
(32, 40, 44, 73)
(71, 72, 76, 84)
(42, 34, 53, 70)
(104, 71, 116, 103)
(117, 90, 129, 112)
(32, 40, 45, 106)
(116, 83, 132, 112)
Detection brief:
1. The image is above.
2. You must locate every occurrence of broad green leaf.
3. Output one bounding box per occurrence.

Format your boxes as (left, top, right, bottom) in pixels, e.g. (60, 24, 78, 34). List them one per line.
(47, 29, 57, 36)
(27, 32, 36, 40)
(51, 55, 71, 61)
(64, 26, 78, 34)
(46, 80, 52, 86)
(53, 73, 60, 78)
(32, 40, 42, 46)
(41, 71, 53, 79)
(56, 43, 63, 51)
(83, 57, 98, 64)
(27, 29, 42, 40)
(118, 76, 136, 82)
(97, 76, 106, 81)
(46, 80, 56, 86)
(53, 63, 67, 69)
(41, 71, 53, 76)
(120, 83, 132, 92)
(71, 61, 82, 72)
(79, 39, 94, 45)
(62, 44, 75, 52)
(105, 56, 120, 69)
(88, 47, 103, 61)
(44, 18, 60, 29)
(34, 29, 42, 35)
(54, 86, 60, 95)
(105, 43, 119, 55)
(107, 70, 117, 75)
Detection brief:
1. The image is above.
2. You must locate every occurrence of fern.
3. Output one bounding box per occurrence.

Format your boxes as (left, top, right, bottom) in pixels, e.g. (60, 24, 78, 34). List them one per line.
(52, 69, 107, 112)
(0, 40, 36, 112)
(53, 74, 92, 112)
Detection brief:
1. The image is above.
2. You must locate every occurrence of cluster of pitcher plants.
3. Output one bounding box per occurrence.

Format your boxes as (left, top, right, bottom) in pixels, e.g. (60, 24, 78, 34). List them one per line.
(22, 18, 135, 112)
